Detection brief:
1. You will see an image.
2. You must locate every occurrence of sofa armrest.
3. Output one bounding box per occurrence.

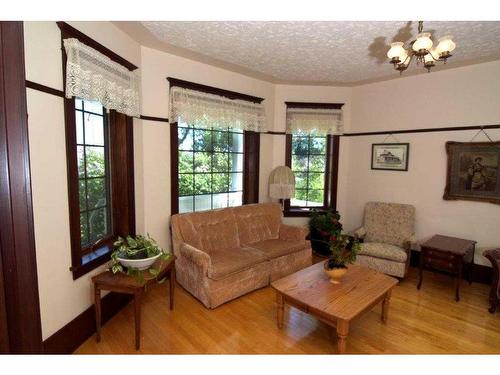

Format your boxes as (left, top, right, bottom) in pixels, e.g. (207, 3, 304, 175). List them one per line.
(279, 224, 309, 242)
(352, 227, 366, 240)
(179, 243, 211, 275)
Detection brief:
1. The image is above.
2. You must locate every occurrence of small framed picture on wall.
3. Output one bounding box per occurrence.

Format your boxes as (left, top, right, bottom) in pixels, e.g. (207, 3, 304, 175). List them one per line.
(371, 143, 410, 171)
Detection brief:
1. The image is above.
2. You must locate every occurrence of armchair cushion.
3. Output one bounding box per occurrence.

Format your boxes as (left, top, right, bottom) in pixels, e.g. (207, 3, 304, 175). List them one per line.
(248, 239, 307, 259)
(208, 247, 268, 281)
(359, 242, 408, 263)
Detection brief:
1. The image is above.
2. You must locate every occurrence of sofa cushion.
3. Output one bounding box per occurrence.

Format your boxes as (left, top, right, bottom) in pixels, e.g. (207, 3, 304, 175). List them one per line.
(248, 239, 307, 259)
(359, 242, 408, 263)
(171, 209, 240, 254)
(232, 203, 282, 246)
(208, 247, 268, 281)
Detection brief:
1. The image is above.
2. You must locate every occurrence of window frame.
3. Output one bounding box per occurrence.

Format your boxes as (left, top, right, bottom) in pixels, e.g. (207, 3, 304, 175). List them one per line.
(283, 102, 342, 218)
(59, 22, 137, 279)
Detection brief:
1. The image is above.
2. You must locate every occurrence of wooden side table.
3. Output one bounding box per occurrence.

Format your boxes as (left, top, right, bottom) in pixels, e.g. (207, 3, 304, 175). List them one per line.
(417, 235, 475, 301)
(92, 255, 176, 350)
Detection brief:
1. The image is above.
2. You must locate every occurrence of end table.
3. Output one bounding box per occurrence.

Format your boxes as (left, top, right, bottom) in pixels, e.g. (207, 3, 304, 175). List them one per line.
(417, 235, 475, 301)
(92, 255, 176, 350)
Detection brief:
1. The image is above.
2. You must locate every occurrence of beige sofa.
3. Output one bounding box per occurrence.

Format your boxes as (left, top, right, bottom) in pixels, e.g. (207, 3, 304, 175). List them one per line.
(170, 203, 312, 308)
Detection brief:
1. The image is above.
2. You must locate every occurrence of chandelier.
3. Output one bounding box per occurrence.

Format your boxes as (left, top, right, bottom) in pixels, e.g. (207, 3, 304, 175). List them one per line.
(387, 21, 456, 74)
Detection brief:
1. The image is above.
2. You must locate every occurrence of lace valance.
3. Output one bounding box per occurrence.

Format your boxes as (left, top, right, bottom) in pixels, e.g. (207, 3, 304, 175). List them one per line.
(286, 107, 343, 136)
(170, 86, 267, 132)
(63, 38, 140, 117)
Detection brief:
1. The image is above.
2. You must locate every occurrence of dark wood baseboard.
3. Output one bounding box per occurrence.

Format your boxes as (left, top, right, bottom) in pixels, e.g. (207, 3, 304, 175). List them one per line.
(43, 292, 131, 354)
(409, 250, 492, 285)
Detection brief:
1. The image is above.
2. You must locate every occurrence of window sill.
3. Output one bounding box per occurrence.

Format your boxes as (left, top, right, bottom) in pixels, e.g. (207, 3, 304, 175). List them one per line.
(283, 208, 328, 218)
(71, 245, 111, 280)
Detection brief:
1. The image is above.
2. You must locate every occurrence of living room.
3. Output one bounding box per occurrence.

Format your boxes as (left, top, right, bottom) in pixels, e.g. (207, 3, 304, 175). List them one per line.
(1, 0, 499, 372)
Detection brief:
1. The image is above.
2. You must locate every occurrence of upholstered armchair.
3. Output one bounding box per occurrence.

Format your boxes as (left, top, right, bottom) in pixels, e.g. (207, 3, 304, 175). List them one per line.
(353, 202, 416, 278)
(484, 249, 500, 313)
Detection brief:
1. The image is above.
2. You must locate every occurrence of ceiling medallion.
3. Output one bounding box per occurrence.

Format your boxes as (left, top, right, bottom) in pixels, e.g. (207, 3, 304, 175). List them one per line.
(387, 21, 456, 74)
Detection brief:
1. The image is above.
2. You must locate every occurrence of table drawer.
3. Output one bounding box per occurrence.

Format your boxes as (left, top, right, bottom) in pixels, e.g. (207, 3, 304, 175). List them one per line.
(424, 249, 456, 261)
(423, 256, 456, 271)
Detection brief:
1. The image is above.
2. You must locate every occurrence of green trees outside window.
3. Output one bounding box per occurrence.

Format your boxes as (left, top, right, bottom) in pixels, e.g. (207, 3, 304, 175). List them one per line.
(177, 123, 244, 213)
(290, 133, 327, 207)
(76, 99, 112, 247)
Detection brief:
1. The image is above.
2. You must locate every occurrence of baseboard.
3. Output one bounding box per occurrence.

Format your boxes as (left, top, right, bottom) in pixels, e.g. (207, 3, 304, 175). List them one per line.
(43, 292, 132, 354)
(409, 250, 492, 285)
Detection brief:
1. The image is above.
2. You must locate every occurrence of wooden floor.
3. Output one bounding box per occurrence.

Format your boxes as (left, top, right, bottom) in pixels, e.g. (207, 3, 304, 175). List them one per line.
(75, 267, 500, 354)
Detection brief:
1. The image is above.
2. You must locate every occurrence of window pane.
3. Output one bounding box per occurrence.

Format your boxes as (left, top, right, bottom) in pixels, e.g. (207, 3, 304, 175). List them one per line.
(212, 193, 229, 209)
(179, 196, 194, 213)
(178, 127, 194, 150)
(179, 151, 194, 173)
(229, 153, 243, 172)
(76, 112, 84, 144)
(88, 208, 109, 242)
(308, 155, 326, 172)
(194, 195, 211, 211)
(308, 172, 325, 190)
(77, 146, 85, 178)
(212, 173, 229, 193)
(228, 192, 242, 207)
(292, 154, 308, 172)
(194, 152, 212, 173)
(229, 132, 243, 152)
(86, 177, 107, 209)
(80, 212, 89, 246)
(212, 131, 230, 152)
(83, 100, 103, 115)
(75, 98, 83, 110)
(85, 146, 106, 177)
(229, 172, 243, 191)
(194, 129, 212, 151)
(292, 136, 309, 155)
(84, 113, 105, 146)
(194, 174, 211, 194)
(212, 153, 229, 172)
(179, 174, 194, 196)
(307, 190, 324, 206)
(79, 179, 87, 211)
(309, 137, 326, 154)
(295, 172, 308, 190)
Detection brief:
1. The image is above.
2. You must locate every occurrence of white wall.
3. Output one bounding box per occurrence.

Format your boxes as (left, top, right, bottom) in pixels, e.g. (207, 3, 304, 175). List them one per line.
(24, 21, 143, 340)
(345, 60, 500, 265)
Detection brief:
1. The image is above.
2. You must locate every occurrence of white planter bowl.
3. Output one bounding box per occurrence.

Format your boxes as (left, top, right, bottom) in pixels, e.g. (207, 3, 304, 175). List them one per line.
(117, 253, 161, 271)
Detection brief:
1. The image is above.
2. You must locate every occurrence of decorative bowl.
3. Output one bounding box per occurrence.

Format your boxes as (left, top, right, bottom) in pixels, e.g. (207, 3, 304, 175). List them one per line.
(323, 263, 348, 284)
(117, 253, 161, 271)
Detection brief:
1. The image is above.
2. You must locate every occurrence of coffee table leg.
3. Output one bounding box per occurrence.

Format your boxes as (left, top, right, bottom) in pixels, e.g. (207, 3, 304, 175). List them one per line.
(276, 292, 284, 329)
(336, 319, 349, 354)
(94, 285, 101, 343)
(382, 290, 392, 323)
(134, 290, 142, 350)
(169, 267, 175, 310)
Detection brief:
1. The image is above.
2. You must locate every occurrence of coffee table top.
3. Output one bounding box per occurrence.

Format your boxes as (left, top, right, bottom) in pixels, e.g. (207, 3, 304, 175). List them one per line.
(271, 262, 398, 321)
(421, 235, 476, 255)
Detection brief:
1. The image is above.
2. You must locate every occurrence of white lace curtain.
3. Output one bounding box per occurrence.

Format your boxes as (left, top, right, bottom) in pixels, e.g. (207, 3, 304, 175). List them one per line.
(286, 107, 343, 136)
(63, 38, 141, 117)
(169, 86, 267, 132)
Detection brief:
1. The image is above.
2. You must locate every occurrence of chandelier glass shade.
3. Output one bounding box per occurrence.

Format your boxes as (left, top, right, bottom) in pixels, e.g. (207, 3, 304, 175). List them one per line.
(387, 21, 456, 74)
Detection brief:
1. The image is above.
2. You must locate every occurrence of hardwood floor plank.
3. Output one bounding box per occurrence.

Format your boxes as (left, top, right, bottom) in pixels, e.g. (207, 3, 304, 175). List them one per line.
(75, 267, 500, 354)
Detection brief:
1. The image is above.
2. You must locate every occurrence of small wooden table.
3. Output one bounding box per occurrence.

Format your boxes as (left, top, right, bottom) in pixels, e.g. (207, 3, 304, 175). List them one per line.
(92, 256, 176, 350)
(417, 235, 476, 302)
(271, 263, 398, 354)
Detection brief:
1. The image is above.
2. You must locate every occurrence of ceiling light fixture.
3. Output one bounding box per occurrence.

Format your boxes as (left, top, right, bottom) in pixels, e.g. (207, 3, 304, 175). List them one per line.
(387, 21, 456, 74)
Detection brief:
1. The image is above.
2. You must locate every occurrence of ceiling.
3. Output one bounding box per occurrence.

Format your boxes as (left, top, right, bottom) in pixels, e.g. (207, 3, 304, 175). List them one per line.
(115, 21, 500, 86)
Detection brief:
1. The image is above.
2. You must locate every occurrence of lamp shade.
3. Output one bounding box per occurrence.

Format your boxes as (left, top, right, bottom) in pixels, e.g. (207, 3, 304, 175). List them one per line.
(387, 42, 406, 61)
(436, 35, 456, 55)
(412, 32, 433, 51)
(269, 166, 295, 200)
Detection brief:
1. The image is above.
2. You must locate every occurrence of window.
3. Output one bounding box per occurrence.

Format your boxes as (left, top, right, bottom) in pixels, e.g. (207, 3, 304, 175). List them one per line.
(76, 99, 112, 249)
(290, 132, 327, 207)
(177, 123, 244, 213)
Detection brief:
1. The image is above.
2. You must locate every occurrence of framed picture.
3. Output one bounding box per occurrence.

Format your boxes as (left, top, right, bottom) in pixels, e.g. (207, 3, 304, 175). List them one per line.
(371, 143, 410, 171)
(444, 141, 500, 205)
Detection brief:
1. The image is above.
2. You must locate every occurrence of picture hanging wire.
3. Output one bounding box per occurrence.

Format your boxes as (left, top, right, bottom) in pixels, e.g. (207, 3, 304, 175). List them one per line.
(469, 127, 494, 142)
(381, 133, 401, 143)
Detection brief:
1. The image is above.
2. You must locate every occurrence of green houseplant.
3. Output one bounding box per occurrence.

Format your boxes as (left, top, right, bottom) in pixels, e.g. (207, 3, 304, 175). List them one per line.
(109, 234, 171, 282)
(324, 233, 361, 284)
(308, 209, 343, 256)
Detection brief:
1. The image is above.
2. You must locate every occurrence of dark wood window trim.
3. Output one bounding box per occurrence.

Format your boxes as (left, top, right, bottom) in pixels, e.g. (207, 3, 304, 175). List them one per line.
(283, 102, 342, 218)
(58, 24, 136, 279)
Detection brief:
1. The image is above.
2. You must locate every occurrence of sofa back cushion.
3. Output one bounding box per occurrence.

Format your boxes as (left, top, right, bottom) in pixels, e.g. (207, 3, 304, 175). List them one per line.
(364, 201, 415, 247)
(232, 203, 282, 246)
(171, 209, 240, 254)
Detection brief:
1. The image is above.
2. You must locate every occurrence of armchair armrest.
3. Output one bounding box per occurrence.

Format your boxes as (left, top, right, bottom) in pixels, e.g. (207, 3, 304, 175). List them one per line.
(179, 243, 211, 276)
(403, 234, 418, 251)
(279, 224, 309, 242)
(352, 227, 366, 240)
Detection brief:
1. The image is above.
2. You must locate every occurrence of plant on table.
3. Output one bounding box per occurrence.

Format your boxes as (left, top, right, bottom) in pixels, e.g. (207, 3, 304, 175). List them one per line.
(325, 233, 360, 269)
(109, 234, 171, 283)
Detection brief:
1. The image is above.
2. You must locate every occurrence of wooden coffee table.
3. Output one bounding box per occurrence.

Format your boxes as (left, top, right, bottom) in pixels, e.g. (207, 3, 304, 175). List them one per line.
(271, 262, 398, 354)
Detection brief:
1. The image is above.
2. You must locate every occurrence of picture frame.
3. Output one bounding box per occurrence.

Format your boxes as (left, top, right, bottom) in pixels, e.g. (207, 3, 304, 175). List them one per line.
(371, 143, 410, 171)
(443, 141, 500, 205)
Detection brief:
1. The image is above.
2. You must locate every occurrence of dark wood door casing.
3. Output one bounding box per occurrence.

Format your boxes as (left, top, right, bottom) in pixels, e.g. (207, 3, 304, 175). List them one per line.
(0, 21, 43, 353)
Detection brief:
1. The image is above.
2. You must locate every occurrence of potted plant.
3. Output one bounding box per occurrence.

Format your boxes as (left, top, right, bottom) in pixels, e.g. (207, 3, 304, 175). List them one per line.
(109, 234, 171, 282)
(308, 209, 343, 257)
(323, 233, 360, 284)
